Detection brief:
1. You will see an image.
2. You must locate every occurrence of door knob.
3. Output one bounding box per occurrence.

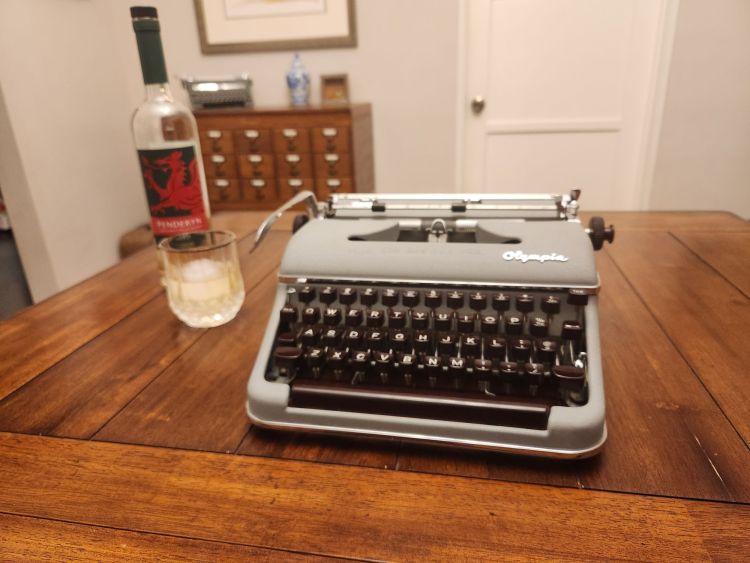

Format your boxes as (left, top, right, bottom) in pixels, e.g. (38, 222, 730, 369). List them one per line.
(471, 95, 485, 115)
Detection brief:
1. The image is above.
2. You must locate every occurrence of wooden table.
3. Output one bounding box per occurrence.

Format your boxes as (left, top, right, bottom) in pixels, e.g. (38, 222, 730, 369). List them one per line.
(0, 211, 748, 561)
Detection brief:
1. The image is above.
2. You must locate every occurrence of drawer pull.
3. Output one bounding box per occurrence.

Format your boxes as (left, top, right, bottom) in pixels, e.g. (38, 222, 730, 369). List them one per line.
(322, 128, 338, 137)
(211, 155, 226, 163)
(214, 179, 230, 188)
(324, 154, 340, 163)
(282, 128, 298, 138)
(251, 179, 266, 188)
(249, 155, 263, 163)
(326, 179, 341, 188)
(207, 130, 222, 139)
(288, 179, 303, 188)
(286, 154, 301, 163)
(244, 129, 259, 139)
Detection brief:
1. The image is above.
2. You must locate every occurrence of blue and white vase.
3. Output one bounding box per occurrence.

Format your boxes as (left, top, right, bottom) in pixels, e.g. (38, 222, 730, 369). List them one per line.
(286, 53, 310, 106)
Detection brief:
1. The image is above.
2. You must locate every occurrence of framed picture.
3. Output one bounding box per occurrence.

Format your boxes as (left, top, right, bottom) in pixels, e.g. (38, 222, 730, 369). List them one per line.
(194, 0, 357, 54)
(321, 74, 349, 104)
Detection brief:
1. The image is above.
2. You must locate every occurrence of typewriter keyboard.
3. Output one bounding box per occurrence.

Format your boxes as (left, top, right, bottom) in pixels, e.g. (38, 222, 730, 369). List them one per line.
(267, 283, 593, 430)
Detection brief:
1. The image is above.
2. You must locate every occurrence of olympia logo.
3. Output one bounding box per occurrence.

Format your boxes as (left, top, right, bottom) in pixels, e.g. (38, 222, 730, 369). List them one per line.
(502, 250, 569, 263)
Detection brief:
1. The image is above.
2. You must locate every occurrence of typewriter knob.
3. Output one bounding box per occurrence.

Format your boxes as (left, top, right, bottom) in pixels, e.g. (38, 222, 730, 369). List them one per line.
(586, 216, 615, 251)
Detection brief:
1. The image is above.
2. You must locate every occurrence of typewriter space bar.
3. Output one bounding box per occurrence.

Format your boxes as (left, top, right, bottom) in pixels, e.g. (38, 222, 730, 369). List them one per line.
(289, 383, 549, 430)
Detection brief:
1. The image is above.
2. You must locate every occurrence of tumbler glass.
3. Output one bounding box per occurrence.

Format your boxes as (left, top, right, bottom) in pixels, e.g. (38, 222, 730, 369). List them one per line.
(159, 230, 244, 328)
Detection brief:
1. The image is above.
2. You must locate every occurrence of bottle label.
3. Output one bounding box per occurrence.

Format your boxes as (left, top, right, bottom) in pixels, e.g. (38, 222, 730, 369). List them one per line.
(138, 145, 209, 238)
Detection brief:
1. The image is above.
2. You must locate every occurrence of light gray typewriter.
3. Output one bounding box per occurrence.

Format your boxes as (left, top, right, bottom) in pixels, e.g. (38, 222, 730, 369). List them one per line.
(247, 190, 615, 458)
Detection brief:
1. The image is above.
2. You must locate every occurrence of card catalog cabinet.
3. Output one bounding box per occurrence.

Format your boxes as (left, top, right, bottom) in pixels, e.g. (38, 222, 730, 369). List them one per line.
(194, 104, 374, 210)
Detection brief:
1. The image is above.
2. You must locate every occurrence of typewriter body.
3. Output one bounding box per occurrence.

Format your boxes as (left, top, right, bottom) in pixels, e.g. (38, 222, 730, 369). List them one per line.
(247, 191, 614, 458)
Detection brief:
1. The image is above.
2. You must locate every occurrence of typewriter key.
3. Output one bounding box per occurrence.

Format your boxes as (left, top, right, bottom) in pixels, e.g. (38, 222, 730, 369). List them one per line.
(320, 286, 337, 304)
(375, 351, 393, 384)
(299, 286, 316, 303)
(541, 296, 561, 316)
(274, 347, 301, 376)
(302, 306, 320, 324)
(345, 328, 364, 348)
(361, 288, 378, 306)
(390, 329, 409, 351)
(300, 327, 319, 346)
(567, 289, 589, 307)
(504, 315, 523, 336)
(435, 312, 453, 331)
(346, 308, 363, 326)
(438, 334, 456, 356)
(530, 317, 549, 337)
(382, 288, 399, 307)
(321, 328, 342, 346)
(511, 338, 533, 362)
(457, 313, 475, 333)
(366, 329, 386, 350)
(492, 293, 511, 312)
(486, 337, 507, 360)
(516, 294, 535, 314)
(469, 292, 487, 310)
(398, 353, 416, 386)
(280, 305, 298, 324)
(305, 347, 324, 378)
(402, 290, 420, 308)
(389, 309, 407, 329)
(366, 309, 385, 327)
(424, 290, 442, 308)
(277, 332, 297, 347)
(340, 287, 357, 305)
(414, 331, 432, 353)
(481, 315, 499, 334)
(535, 339, 558, 364)
(447, 291, 464, 309)
(461, 335, 480, 357)
(324, 308, 342, 325)
(411, 310, 429, 330)
(448, 356, 466, 389)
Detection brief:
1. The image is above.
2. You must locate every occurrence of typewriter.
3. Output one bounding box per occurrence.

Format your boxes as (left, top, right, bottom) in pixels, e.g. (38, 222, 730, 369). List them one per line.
(247, 191, 614, 458)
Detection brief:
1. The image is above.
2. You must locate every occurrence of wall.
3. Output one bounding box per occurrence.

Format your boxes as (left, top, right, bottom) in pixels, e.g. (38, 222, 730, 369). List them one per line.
(649, 0, 750, 217)
(0, 0, 460, 300)
(108, 0, 460, 194)
(0, 0, 149, 300)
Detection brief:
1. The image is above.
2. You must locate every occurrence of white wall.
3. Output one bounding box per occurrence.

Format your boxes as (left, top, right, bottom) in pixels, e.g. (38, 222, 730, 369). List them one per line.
(0, 0, 460, 300)
(107, 0, 460, 194)
(0, 0, 149, 300)
(649, 0, 750, 218)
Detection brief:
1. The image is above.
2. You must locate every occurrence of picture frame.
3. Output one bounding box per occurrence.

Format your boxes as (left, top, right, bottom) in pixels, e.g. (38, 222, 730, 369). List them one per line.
(320, 74, 350, 105)
(194, 0, 357, 54)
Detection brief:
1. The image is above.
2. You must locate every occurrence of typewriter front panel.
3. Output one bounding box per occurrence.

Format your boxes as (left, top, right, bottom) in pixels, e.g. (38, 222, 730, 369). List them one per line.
(247, 278, 606, 458)
(278, 219, 599, 290)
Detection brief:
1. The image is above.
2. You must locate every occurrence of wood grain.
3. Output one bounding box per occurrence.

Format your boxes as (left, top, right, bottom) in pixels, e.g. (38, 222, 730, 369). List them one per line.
(0, 513, 333, 562)
(237, 426, 399, 470)
(673, 231, 750, 298)
(606, 232, 750, 446)
(579, 211, 748, 231)
(0, 212, 269, 402)
(0, 433, 747, 562)
(398, 251, 750, 502)
(93, 271, 279, 452)
(0, 232, 289, 439)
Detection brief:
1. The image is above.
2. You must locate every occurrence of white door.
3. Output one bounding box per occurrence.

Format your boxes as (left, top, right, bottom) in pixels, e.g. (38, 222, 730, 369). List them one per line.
(458, 0, 677, 210)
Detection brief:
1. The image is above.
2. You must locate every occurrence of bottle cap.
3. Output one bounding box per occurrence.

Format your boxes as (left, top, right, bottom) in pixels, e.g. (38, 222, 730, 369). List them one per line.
(130, 6, 158, 19)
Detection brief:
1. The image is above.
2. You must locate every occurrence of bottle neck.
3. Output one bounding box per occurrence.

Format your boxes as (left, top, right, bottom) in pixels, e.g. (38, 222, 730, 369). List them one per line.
(133, 18, 168, 85)
(144, 82, 173, 100)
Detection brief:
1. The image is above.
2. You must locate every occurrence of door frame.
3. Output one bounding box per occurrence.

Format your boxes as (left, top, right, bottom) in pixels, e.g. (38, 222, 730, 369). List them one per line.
(454, 0, 680, 208)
